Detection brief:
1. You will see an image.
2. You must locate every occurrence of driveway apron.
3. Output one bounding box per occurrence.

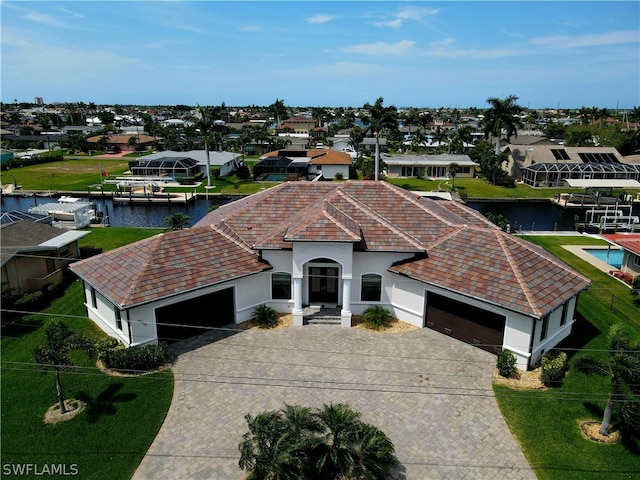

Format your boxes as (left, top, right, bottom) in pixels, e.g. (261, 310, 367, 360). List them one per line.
(133, 327, 536, 479)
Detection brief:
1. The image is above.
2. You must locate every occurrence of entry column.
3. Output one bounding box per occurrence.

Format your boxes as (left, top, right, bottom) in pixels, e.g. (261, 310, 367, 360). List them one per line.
(341, 275, 352, 327)
(292, 275, 304, 326)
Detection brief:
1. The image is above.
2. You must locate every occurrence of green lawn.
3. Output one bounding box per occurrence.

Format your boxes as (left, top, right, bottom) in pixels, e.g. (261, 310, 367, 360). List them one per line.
(494, 235, 640, 479)
(1, 228, 173, 480)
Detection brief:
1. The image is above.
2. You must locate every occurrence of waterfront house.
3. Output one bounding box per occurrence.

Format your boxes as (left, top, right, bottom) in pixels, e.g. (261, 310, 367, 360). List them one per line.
(504, 145, 640, 187)
(255, 149, 352, 180)
(1, 219, 89, 295)
(602, 233, 640, 278)
(69, 181, 590, 370)
(383, 153, 478, 179)
(132, 150, 242, 177)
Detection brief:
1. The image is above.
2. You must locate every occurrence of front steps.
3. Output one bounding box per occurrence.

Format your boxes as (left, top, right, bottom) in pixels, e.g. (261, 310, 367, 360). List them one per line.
(303, 306, 342, 326)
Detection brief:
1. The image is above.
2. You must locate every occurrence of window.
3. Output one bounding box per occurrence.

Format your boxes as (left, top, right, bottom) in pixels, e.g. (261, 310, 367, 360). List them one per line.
(271, 273, 292, 300)
(540, 314, 549, 341)
(90, 286, 97, 308)
(361, 274, 382, 301)
(115, 307, 122, 331)
(560, 302, 569, 326)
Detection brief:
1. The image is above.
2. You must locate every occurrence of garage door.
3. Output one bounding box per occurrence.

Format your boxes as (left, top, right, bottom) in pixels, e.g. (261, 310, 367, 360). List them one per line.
(425, 292, 505, 354)
(155, 287, 235, 342)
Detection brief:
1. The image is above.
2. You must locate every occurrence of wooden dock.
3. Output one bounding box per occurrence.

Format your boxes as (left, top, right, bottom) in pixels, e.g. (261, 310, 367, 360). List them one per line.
(111, 191, 197, 204)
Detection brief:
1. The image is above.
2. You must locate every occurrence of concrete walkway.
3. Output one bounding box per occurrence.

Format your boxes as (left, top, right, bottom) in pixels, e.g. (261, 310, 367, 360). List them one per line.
(133, 327, 535, 479)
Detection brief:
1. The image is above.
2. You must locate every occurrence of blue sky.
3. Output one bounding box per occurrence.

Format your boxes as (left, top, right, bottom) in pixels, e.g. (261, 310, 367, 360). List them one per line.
(1, 1, 638, 109)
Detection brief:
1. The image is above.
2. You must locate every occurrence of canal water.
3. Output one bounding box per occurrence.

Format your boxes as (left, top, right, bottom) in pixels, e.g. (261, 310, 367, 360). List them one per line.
(2, 193, 638, 231)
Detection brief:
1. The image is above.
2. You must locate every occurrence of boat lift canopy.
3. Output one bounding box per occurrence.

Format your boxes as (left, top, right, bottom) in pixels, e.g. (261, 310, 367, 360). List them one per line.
(563, 179, 640, 189)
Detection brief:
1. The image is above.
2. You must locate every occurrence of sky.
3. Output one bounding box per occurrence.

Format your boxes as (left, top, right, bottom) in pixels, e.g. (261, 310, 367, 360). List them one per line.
(1, 1, 639, 109)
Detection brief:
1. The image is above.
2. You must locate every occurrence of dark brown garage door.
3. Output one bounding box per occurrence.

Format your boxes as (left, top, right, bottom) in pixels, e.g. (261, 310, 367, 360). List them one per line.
(155, 287, 235, 342)
(425, 292, 505, 353)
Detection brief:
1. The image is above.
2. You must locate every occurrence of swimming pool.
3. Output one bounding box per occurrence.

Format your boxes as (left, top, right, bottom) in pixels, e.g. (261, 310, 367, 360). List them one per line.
(261, 173, 288, 181)
(584, 248, 624, 269)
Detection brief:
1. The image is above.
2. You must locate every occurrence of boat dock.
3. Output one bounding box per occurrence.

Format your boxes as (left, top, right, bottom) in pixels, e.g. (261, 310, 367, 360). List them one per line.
(111, 191, 197, 204)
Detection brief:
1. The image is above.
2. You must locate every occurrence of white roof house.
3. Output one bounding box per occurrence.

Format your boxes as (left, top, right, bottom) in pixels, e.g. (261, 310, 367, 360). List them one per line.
(141, 150, 242, 176)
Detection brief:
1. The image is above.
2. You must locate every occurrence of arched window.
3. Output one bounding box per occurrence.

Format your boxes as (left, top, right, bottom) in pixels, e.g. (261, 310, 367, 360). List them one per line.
(271, 272, 292, 300)
(361, 274, 382, 301)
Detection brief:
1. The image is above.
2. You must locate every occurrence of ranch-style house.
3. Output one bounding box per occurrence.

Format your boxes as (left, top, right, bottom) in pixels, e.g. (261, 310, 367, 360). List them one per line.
(70, 181, 591, 370)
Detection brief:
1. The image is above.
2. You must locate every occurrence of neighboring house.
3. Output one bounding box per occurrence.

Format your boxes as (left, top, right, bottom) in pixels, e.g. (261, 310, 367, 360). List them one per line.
(384, 153, 478, 179)
(87, 134, 155, 152)
(1, 219, 89, 295)
(278, 116, 317, 135)
(256, 149, 352, 180)
(61, 125, 103, 136)
(602, 233, 640, 277)
(137, 150, 242, 177)
(504, 145, 640, 187)
(69, 181, 590, 370)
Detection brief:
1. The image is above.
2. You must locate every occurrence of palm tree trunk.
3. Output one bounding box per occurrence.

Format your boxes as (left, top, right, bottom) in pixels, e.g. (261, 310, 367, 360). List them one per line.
(55, 369, 67, 414)
(205, 142, 211, 187)
(374, 132, 380, 181)
(600, 393, 613, 436)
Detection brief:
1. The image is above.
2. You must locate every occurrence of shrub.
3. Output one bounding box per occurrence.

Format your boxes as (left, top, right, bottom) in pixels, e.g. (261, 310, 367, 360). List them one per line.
(361, 305, 392, 330)
(497, 349, 518, 378)
(103, 343, 169, 373)
(95, 337, 121, 361)
(14, 290, 46, 310)
(540, 351, 567, 386)
(251, 304, 279, 329)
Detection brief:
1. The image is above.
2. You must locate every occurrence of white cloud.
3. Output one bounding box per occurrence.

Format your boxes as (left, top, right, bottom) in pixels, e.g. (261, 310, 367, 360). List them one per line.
(306, 14, 335, 24)
(372, 5, 438, 28)
(23, 12, 67, 27)
(529, 30, 639, 49)
(341, 40, 416, 56)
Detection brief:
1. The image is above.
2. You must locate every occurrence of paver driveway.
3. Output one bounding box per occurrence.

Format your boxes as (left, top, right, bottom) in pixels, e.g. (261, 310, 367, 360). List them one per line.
(133, 326, 535, 479)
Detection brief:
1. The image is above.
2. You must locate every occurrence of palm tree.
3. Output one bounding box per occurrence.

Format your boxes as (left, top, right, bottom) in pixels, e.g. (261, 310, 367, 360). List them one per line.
(239, 410, 308, 480)
(269, 98, 288, 127)
(448, 162, 460, 191)
(483, 95, 523, 156)
(574, 324, 640, 436)
(349, 126, 365, 157)
(362, 97, 398, 181)
(192, 106, 215, 187)
(410, 129, 428, 154)
(33, 320, 95, 414)
(314, 403, 397, 479)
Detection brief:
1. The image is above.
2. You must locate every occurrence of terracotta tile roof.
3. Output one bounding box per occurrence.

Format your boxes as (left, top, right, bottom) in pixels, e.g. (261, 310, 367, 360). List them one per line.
(72, 180, 590, 316)
(601, 233, 640, 256)
(69, 225, 271, 308)
(390, 226, 590, 317)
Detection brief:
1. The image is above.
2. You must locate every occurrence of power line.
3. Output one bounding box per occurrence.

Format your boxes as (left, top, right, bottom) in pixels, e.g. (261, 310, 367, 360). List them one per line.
(2, 360, 626, 402)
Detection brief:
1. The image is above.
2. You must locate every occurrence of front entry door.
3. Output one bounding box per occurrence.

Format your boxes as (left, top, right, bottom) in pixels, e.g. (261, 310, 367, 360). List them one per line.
(309, 267, 339, 304)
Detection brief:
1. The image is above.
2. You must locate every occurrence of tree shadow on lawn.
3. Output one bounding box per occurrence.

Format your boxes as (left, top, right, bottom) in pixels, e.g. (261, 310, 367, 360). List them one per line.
(555, 312, 601, 361)
(583, 401, 640, 454)
(77, 383, 137, 424)
(0, 316, 43, 341)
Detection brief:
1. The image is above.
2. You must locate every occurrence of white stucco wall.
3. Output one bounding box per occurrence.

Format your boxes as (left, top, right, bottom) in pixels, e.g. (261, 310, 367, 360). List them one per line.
(314, 164, 350, 179)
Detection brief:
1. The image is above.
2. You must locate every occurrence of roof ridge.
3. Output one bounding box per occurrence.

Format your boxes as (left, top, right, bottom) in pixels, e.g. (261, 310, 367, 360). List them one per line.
(322, 200, 362, 240)
(336, 188, 424, 251)
(495, 231, 541, 317)
(380, 182, 460, 226)
(211, 221, 255, 254)
(424, 224, 466, 250)
(121, 234, 164, 306)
